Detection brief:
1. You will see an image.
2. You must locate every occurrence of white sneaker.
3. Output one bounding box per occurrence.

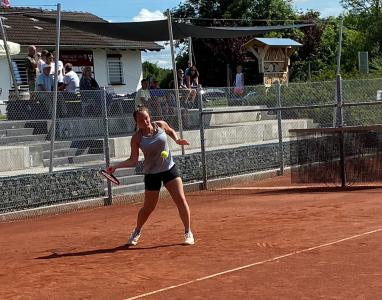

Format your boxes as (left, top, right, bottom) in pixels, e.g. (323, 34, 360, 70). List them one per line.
(127, 229, 141, 246)
(184, 231, 195, 245)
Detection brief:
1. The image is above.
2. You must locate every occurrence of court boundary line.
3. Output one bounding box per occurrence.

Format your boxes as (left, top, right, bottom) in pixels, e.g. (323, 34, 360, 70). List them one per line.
(125, 227, 382, 300)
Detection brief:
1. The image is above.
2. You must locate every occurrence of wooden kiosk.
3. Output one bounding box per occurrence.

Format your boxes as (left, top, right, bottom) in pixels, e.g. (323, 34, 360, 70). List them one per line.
(243, 38, 302, 86)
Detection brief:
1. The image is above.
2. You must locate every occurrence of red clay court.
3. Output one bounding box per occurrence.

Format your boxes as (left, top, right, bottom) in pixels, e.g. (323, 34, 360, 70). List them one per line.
(1, 175, 382, 299)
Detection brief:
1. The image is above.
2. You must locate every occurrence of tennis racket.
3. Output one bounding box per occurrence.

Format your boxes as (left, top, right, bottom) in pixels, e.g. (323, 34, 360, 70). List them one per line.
(99, 169, 120, 185)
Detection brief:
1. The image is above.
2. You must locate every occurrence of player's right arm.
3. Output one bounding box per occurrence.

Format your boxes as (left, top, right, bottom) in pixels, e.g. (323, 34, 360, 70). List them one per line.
(107, 133, 140, 173)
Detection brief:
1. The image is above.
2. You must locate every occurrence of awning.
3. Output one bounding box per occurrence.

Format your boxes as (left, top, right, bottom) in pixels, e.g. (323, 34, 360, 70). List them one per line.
(28, 16, 314, 41)
(0, 39, 20, 56)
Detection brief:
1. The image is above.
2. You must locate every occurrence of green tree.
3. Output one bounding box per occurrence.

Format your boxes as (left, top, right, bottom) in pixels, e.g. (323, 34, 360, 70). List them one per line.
(341, 0, 382, 55)
(171, 0, 299, 86)
(142, 61, 172, 88)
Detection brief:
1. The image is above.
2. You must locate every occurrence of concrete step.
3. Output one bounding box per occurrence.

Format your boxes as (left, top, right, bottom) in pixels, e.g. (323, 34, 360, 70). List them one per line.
(29, 141, 75, 158)
(42, 148, 78, 159)
(110, 182, 145, 195)
(42, 156, 73, 167)
(101, 174, 144, 188)
(35, 141, 73, 152)
(261, 113, 277, 120)
(5, 128, 35, 137)
(42, 153, 105, 167)
(72, 153, 105, 164)
(114, 167, 137, 177)
(0, 134, 47, 145)
(183, 106, 270, 128)
(0, 121, 29, 130)
(117, 174, 144, 185)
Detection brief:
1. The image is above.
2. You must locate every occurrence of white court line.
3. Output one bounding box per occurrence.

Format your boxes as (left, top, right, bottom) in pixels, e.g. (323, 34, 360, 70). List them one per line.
(218, 186, 318, 190)
(125, 227, 382, 300)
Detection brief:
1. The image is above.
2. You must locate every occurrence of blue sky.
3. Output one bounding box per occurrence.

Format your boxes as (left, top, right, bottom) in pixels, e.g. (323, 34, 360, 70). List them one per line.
(8, 0, 344, 68)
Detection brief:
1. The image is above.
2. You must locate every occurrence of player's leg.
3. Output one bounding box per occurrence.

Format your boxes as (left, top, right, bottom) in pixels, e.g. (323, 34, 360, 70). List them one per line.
(164, 177, 190, 230)
(136, 190, 160, 230)
(164, 174, 194, 245)
(127, 174, 161, 246)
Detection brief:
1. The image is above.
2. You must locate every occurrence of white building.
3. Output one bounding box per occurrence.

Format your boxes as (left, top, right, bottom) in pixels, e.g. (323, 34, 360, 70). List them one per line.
(0, 7, 163, 101)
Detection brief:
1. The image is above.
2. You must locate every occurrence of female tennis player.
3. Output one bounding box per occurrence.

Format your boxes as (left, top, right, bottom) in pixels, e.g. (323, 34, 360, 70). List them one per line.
(107, 105, 194, 246)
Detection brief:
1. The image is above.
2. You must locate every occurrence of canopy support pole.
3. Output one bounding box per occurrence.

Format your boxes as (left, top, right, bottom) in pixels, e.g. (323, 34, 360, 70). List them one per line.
(167, 11, 185, 155)
(0, 14, 19, 98)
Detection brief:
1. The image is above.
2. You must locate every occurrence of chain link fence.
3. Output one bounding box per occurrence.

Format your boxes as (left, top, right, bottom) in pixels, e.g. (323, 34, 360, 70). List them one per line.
(1, 78, 382, 217)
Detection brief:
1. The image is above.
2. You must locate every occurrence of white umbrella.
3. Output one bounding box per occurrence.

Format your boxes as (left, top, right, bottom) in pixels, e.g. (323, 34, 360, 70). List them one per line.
(0, 39, 20, 56)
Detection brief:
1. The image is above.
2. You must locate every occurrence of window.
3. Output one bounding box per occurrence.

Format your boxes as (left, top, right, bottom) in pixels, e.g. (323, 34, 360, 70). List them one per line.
(107, 54, 124, 85)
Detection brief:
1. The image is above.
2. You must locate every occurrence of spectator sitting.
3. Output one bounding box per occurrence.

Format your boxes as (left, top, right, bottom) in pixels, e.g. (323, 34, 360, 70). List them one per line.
(57, 63, 79, 117)
(134, 78, 150, 108)
(35, 63, 53, 91)
(150, 79, 168, 118)
(189, 66, 200, 88)
(60, 63, 80, 92)
(177, 69, 197, 108)
(80, 66, 100, 90)
(79, 66, 102, 116)
(35, 63, 54, 117)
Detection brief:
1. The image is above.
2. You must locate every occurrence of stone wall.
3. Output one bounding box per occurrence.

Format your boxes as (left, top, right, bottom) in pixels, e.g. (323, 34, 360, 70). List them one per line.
(1, 141, 291, 214)
(136, 140, 291, 182)
(0, 169, 105, 213)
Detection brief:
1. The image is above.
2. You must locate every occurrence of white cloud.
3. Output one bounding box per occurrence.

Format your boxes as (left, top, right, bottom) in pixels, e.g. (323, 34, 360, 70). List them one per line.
(132, 9, 172, 69)
(142, 42, 173, 69)
(293, 0, 343, 17)
(319, 6, 342, 17)
(132, 8, 166, 22)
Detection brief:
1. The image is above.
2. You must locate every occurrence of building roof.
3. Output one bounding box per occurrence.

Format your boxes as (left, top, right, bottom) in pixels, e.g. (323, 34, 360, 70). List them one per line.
(0, 7, 163, 50)
(244, 38, 302, 48)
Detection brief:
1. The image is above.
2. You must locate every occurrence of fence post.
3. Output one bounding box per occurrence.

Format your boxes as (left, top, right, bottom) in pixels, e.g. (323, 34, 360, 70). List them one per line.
(102, 88, 112, 205)
(276, 81, 284, 175)
(48, 3, 61, 173)
(335, 75, 344, 127)
(333, 18, 344, 128)
(198, 85, 208, 189)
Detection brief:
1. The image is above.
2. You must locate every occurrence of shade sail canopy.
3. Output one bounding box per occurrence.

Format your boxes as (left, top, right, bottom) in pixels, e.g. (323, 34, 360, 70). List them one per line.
(0, 40, 20, 56)
(29, 17, 313, 41)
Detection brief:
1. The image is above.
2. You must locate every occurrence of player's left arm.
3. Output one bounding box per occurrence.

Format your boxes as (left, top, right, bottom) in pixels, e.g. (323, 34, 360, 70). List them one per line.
(156, 121, 190, 145)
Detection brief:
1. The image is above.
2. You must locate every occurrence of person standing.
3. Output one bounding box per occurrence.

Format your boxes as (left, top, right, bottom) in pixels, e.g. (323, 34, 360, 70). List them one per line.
(184, 61, 192, 88)
(107, 106, 195, 246)
(25, 45, 37, 91)
(233, 65, 245, 96)
(52, 50, 65, 88)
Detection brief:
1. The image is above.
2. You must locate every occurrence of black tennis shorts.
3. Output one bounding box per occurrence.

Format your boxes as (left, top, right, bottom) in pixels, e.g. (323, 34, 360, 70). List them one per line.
(144, 165, 180, 191)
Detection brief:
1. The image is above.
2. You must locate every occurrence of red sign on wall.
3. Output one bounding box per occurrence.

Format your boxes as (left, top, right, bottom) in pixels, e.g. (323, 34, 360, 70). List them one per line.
(60, 51, 94, 67)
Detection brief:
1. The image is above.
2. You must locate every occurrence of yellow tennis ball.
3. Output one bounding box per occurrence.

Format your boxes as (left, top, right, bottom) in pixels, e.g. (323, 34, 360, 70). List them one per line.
(160, 150, 169, 159)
